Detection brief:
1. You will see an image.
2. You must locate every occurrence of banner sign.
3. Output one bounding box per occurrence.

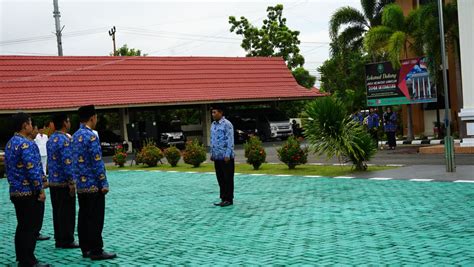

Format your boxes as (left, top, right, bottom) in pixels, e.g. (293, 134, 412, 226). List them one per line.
(365, 57, 437, 106)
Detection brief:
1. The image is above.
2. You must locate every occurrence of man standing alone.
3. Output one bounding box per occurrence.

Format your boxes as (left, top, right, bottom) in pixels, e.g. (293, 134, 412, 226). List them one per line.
(72, 105, 116, 260)
(47, 114, 79, 249)
(210, 106, 235, 207)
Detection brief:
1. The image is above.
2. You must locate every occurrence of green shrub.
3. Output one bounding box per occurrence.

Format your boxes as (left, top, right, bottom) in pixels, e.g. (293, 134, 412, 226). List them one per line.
(303, 97, 377, 171)
(277, 136, 308, 169)
(112, 145, 127, 167)
(137, 140, 163, 167)
(244, 136, 266, 170)
(164, 146, 181, 167)
(183, 140, 207, 167)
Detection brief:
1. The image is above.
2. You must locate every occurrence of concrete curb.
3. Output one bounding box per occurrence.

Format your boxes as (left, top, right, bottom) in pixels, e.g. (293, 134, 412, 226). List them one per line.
(378, 139, 461, 145)
(112, 169, 474, 183)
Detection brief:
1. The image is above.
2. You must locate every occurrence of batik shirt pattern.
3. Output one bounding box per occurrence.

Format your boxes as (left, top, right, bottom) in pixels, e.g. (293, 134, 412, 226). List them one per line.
(47, 131, 74, 187)
(72, 124, 108, 193)
(210, 117, 234, 160)
(5, 133, 45, 197)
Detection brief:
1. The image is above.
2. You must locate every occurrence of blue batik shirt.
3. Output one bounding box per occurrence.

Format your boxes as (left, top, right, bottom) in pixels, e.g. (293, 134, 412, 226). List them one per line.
(367, 113, 380, 129)
(72, 124, 108, 194)
(210, 117, 234, 160)
(47, 131, 74, 187)
(5, 133, 45, 197)
(383, 112, 397, 132)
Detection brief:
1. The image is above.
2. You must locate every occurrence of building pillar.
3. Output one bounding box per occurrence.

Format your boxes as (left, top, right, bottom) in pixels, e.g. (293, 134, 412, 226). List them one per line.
(201, 104, 211, 147)
(119, 108, 132, 152)
(457, 0, 474, 147)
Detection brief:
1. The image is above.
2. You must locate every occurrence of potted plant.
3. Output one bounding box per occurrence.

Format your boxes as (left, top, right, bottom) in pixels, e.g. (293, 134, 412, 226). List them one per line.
(277, 136, 308, 169)
(137, 140, 163, 167)
(244, 136, 266, 170)
(164, 146, 181, 167)
(112, 145, 127, 167)
(183, 139, 206, 167)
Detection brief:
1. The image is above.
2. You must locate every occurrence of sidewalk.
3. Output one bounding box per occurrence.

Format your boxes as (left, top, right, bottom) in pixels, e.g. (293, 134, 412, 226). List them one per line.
(351, 165, 474, 181)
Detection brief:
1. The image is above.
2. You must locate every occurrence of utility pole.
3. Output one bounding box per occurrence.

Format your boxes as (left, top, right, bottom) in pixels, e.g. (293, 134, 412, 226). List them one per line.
(438, 0, 456, 172)
(53, 0, 64, 56)
(109, 26, 116, 56)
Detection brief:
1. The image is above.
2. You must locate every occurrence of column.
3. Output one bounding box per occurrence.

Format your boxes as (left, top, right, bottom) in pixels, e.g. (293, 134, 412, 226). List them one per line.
(119, 108, 132, 152)
(201, 104, 211, 147)
(457, 0, 474, 147)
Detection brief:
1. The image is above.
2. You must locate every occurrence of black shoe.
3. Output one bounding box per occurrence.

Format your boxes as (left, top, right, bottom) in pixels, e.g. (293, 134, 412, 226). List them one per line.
(213, 201, 224, 206)
(220, 201, 233, 207)
(82, 251, 91, 258)
(90, 251, 117, 261)
(36, 234, 50, 241)
(58, 242, 80, 249)
(33, 263, 51, 267)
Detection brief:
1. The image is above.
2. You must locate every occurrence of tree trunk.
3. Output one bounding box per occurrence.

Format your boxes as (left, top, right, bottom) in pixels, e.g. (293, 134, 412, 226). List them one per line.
(406, 104, 414, 141)
(404, 45, 415, 142)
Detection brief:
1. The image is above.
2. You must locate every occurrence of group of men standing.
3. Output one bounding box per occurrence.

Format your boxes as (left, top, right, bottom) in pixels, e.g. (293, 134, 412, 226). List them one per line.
(352, 107, 398, 150)
(5, 105, 116, 267)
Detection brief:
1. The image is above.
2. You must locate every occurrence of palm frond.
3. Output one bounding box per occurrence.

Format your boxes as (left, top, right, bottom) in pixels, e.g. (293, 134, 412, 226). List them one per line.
(336, 25, 367, 52)
(361, 0, 376, 22)
(382, 4, 404, 31)
(372, 0, 396, 27)
(364, 25, 393, 53)
(329, 7, 368, 40)
(387, 31, 406, 69)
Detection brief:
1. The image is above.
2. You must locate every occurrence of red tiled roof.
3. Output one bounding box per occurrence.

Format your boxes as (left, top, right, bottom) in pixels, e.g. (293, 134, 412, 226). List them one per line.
(0, 56, 324, 113)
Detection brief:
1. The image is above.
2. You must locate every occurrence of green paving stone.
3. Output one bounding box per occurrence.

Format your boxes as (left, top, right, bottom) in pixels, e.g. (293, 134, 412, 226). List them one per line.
(1, 171, 474, 265)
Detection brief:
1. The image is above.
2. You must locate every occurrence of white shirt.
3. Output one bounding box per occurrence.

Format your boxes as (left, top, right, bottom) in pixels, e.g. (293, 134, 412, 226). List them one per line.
(34, 133, 49, 156)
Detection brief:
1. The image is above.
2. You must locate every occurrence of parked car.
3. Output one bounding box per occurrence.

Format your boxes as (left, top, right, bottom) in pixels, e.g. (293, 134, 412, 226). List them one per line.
(128, 121, 186, 149)
(229, 109, 292, 141)
(98, 130, 129, 156)
(226, 115, 258, 144)
(157, 121, 186, 148)
(0, 149, 5, 178)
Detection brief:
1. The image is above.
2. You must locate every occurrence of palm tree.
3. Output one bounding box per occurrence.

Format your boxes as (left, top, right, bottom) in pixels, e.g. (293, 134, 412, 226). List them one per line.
(304, 97, 377, 171)
(364, 4, 421, 141)
(329, 0, 395, 55)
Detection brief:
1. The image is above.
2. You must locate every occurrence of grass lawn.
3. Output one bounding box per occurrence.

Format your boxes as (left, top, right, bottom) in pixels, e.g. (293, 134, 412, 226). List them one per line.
(107, 162, 394, 177)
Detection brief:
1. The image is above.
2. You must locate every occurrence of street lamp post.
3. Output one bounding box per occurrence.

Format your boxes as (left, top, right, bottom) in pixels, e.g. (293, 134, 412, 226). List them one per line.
(438, 0, 455, 172)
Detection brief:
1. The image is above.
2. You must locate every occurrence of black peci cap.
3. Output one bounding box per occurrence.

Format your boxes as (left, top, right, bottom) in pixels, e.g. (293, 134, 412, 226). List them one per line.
(78, 105, 96, 122)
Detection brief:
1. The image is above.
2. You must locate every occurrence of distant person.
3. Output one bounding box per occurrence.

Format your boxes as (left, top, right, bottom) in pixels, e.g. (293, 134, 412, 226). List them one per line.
(30, 121, 50, 242)
(351, 110, 364, 125)
(47, 114, 79, 249)
(71, 105, 116, 260)
(34, 122, 49, 175)
(5, 112, 51, 267)
(383, 107, 397, 150)
(291, 120, 302, 138)
(210, 105, 235, 207)
(365, 107, 380, 147)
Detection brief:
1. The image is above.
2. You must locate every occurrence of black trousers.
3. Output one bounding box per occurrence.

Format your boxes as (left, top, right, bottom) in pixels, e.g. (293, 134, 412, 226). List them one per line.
(214, 159, 235, 202)
(78, 192, 105, 256)
(50, 187, 76, 246)
(369, 128, 379, 146)
(35, 201, 44, 238)
(387, 131, 397, 148)
(11, 195, 42, 267)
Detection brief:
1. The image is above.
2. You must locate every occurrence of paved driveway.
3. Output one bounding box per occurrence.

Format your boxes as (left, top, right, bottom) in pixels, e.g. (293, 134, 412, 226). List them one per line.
(1, 171, 473, 265)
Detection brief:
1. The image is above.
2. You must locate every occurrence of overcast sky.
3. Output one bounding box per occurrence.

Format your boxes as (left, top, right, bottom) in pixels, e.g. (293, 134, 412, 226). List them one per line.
(0, 0, 361, 86)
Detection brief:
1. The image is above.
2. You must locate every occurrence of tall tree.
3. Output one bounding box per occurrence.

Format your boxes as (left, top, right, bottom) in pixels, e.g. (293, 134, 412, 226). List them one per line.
(112, 44, 147, 56)
(318, 51, 368, 112)
(229, 4, 315, 89)
(364, 4, 421, 141)
(329, 0, 394, 55)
